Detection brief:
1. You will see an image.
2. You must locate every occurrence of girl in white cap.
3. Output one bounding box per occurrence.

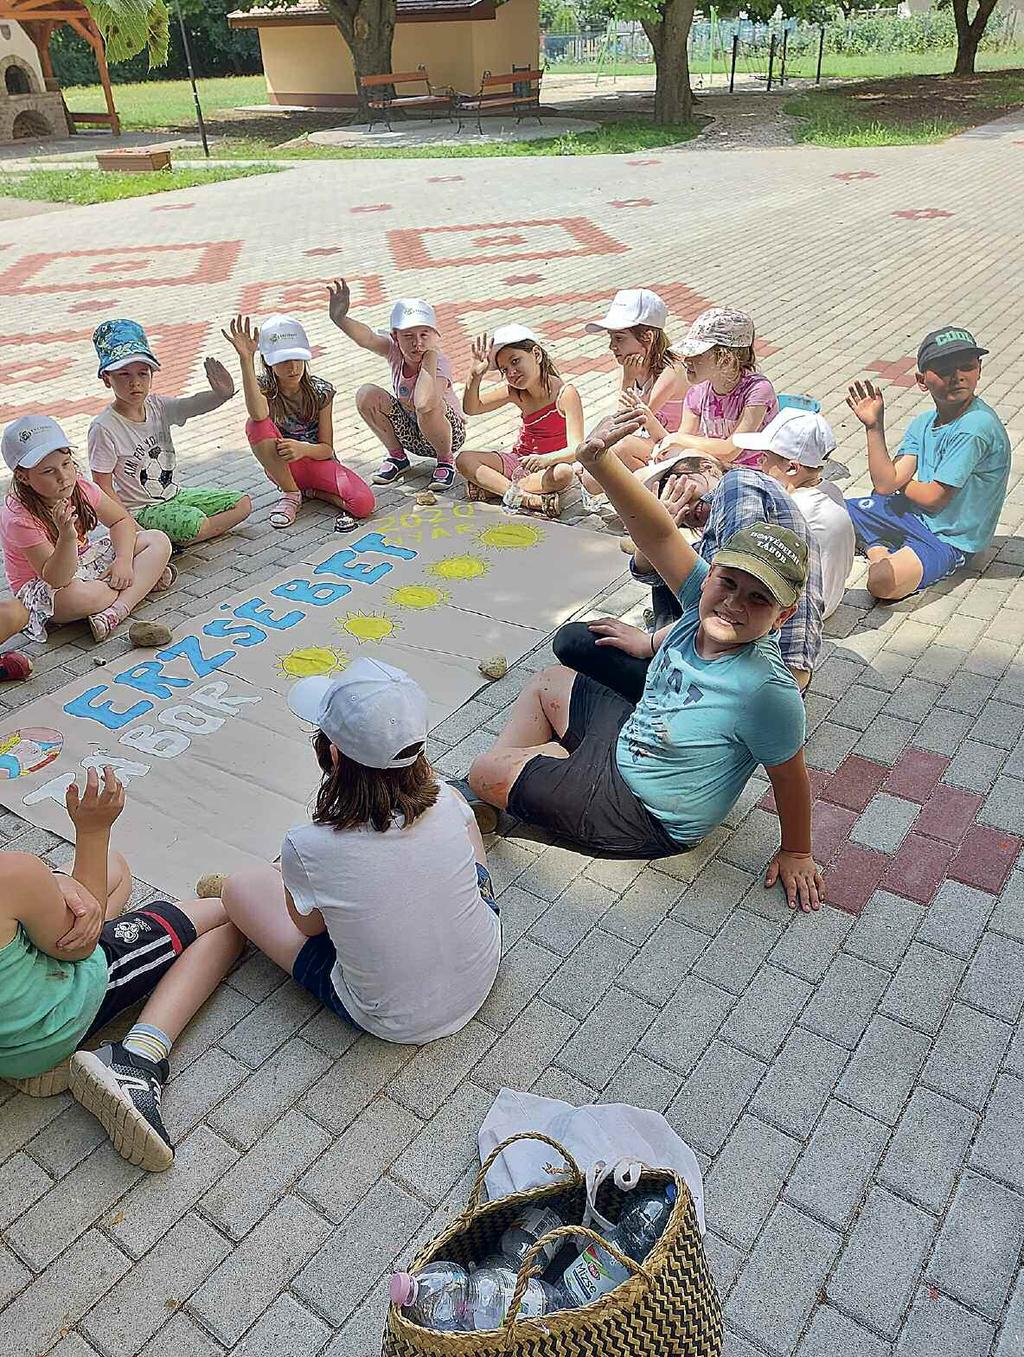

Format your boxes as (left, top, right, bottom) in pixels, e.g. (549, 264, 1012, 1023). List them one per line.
(220, 659, 501, 1045)
(584, 288, 688, 471)
(327, 280, 465, 492)
(225, 314, 376, 531)
(457, 326, 584, 517)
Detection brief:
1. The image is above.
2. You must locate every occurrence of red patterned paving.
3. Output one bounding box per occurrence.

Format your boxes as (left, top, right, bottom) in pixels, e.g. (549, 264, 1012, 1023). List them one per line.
(826, 842, 888, 916)
(949, 824, 1022, 895)
(387, 216, 628, 269)
(832, 171, 880, 182)
(884, 748, 949, 803)
(866, 354, 919, 389)
(611, 198, 655, 209)
(893, 208, 954, 220)
(0, 241, 243, 296)
(820, 755, 888, 813)
(238, 275, 386, 318)
(351, 203, 393, 214)
(503, 274, 544, 285)
(915, 785, 984, 846)
(883, 833, 953, 905)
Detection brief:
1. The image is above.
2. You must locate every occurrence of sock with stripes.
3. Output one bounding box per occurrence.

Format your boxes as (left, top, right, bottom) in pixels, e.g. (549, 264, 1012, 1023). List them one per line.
(122, 1023, 172, 1065)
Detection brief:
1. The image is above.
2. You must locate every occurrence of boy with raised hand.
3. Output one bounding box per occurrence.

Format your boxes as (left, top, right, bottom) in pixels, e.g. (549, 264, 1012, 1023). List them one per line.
(469, 410, 823, 913)
(845, 326, 1010, 602)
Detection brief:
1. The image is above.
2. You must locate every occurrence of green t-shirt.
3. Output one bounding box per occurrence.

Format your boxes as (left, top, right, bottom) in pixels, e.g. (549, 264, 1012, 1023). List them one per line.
(0, 926, 107, 1079)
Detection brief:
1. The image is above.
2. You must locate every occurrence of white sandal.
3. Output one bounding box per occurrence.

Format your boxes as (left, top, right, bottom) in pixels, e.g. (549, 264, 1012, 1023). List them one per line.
(270, 492, 302, 529)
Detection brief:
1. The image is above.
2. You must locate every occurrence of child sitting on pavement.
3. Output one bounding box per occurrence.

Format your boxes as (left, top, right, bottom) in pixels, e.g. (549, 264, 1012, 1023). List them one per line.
(328, 280, 465, 492)
(88, 319, 252, 547)
(457, 325, 583, 518)
(0, 766, 243, 1171)
(468, 410, 822, 913)
(222, 659, 501, 1044)
(845, 326, 1010, 602)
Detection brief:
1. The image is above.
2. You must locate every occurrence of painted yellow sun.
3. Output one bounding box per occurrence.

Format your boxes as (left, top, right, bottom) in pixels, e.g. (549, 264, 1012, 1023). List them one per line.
(427, 553, 491, 582)
(386, 582, 450, 610)
(336, 611, 400, 644)
(478, 521, 544, 551)
(275, 645, 350, 678)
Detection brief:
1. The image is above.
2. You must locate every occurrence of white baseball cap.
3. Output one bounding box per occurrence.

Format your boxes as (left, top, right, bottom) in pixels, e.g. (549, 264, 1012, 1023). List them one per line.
(585, 288, 668, 334)
(258, 314, 313, 366)
(390, 298, 438, 332)
(287, 658, 429, 770)
(491, 324, 541, 354)
(2, 415, 73, 472)
(679, 307, 755, 357)
(733, 408, 837, 469)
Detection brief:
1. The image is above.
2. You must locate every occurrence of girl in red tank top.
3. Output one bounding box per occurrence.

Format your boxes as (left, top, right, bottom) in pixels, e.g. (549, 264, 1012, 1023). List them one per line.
(458, 325, 584, 518)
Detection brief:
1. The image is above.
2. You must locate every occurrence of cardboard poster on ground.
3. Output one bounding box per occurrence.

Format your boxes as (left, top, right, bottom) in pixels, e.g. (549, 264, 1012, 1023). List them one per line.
(0, 504, 623, 899)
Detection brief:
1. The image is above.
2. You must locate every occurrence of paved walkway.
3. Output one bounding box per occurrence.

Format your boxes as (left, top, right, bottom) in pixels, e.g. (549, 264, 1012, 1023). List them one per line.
(1, 112, 1023, 1357)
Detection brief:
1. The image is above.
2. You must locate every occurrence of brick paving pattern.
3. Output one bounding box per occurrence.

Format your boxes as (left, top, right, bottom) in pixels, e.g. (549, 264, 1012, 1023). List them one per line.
(1, 111, 1024, 1356)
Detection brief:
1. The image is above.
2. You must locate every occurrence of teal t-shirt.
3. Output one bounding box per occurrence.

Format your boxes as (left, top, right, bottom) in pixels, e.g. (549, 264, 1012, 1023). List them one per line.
(615, 558, 806, 844)
(0, 926, 107, 1079)
(900, 397, 1010, 553)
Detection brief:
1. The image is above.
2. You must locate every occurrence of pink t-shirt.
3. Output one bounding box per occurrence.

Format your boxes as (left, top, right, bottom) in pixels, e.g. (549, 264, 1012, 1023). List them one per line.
(1, 478, 103, 594)
(387, 339, 462, 417)
(684, 373, 778, 467)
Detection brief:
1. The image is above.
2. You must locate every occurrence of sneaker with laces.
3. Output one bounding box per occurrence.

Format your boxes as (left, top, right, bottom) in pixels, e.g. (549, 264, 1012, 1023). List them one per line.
(88, 601, 129, 643)
(430, 463, 456, 492)
(372, 454, 411, 486)
(69, 1043, 174, 1172)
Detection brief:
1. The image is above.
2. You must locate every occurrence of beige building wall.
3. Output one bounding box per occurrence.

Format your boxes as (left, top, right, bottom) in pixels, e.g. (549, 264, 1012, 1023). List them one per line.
(0, 21, 45, 85)
(254, 0, 540, 106)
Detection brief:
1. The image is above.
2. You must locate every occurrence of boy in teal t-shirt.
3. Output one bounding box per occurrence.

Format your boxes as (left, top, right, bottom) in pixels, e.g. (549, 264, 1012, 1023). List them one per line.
(845, 326, 1010, 602)
(468, 410, 823, 914)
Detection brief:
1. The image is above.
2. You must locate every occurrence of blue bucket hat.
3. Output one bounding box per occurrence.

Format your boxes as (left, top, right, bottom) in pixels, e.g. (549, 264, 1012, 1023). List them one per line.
(93, 319, 161, 377)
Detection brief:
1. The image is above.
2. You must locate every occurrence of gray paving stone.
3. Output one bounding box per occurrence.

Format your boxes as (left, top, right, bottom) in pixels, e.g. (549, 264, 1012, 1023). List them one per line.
(80, 1212, 231, 1357)
(231, 1294, 332, 1357)
(692, 909, 784, 996)
(749, 1027, 848, 1138)
(189, 1195, 332, 1346)
(971, 698, 1024, 750)
(804, 720, 861, 772)
(915, 880, 995, 959)
(0, 1152, 53, 1231)
(720, 965, 813, 1061)
(0, 1230, 130, 1357)
(846, 892, 926, 970)
(162, 1048, 251, 1142)
(879, 944, 966, 1034)
(49, 1338, 103, 1357)
(474, 936, 561, 1031)
(922, 1002, 1012, 1111)
(0, 1242, 30, 1308)
(137, 1313, 222, 1357)
(390, 1082, 494, 1206)
(797, 1307, 893, 1357)
(826, 1187, 937, 1338)
(878, 1088, 977, 1213)
(671, 861, 754, 933)
(703, 1231, 744, 1298)
(526, 876, 617, 952)
(558, 979, 660, 1083)
(321, 1290, 389, 1357)
(600, 868, 680, 944)
(205, 1037, 333, 1150)
(979, 774, 1024, 834)
(854, 715, 916, 765)
(995, 1267, 1024, 1357)
(667, 1041, 768, 1156)
(473, 998, 577, 1092)
(970, 1074, 1024, 1193)
(216, 982, 321, 1069)
(300, 1037, 415, 1135)
(619, 919, 707, 1005)
(769, 906, 855, 982)
(723, 1330, 767, 1357)
(293, 1177, 430, 1327)
(801, 952, 890, 1049)
(385, 1020, 496, 1118)
(167, 985, 255, 1073)
(830, 682, 889, 732)
(989, 869, 1024, 942)
(785, 1102, 890, 1230)
(894, 1291, 995, 1357)
(515, 842, 591, 903)
(725, 1202, 841, 1356)
(704, 1116, 802, 1249)
(543, 928, 637, 1016)
(601, 1054, 682, 1114)
(851, 793, 919, 853)
(0, 1091, 68, 1162)
(719, 808, 787, 874)
(957, 932, 1024, 1021)
(837, 1016, 931, 1126)
(939, 669, 997, 716)
(944, 739, 1008, 792)
(485, 884, 548, 948)
(929, 1170, 1024, 1319)
(886, 676, 944, 724)
(297, 1096, 423, 1222)
(531, 1066, 597, 1104)
(913, 707, 972, 756)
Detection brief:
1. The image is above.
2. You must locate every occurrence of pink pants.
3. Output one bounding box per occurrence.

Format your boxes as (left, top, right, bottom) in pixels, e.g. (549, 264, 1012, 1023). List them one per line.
(245, 418, 375, 519)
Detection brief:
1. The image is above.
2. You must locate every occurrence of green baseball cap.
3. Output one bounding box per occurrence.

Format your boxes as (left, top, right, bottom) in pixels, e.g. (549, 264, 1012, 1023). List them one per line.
(713, 523, 808, 609)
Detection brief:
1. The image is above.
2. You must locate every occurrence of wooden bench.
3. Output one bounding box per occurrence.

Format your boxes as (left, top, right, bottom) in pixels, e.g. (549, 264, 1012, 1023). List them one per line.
(358, 66, 452, 132)
(456, 68, 544, 135)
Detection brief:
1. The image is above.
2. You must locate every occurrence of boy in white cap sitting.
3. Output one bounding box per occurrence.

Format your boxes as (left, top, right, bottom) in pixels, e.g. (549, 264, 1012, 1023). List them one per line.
(735, 408, 855, 618)
(221, 659, 501, 1043)
(845, 326, 1010, 602)
(88, 319, 252, 547)
(328, 280, 465, 491)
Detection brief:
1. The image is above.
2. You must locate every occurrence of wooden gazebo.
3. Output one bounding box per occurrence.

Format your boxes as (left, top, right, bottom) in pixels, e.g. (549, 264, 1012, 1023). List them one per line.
(0, 0, 120, 134)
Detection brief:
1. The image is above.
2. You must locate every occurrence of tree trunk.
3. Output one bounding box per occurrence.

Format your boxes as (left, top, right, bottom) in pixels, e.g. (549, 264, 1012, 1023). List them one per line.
(951, 0, 998, 75)
(642, 0, 697, 124)
(322, 0, 398, 108)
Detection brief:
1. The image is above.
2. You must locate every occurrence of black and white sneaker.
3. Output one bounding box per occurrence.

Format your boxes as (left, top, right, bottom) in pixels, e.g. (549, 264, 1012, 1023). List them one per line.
(69, 1043, 174, 1172)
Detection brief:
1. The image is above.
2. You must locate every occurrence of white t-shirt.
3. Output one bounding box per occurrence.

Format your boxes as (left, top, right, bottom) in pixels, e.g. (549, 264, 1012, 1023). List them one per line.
(88, 392, 227, 508)
(792, 481, 856, 618)
(281, 784, 501, 1044)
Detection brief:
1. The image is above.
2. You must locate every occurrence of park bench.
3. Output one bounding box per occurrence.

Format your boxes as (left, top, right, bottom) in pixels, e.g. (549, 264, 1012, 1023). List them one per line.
(359, 66, 453, 132)
(455, 67, 544, 135)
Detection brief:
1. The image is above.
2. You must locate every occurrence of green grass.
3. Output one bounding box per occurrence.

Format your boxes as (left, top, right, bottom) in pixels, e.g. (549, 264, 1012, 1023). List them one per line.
(783, 47, 1024, 81)
(784, 96, 957, 145)
(0, 164, 278, 205)
(63, 74, 267, 131)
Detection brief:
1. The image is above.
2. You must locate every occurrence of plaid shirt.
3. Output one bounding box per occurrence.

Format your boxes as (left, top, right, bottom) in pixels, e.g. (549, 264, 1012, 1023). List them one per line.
(632, 467, 825, 672)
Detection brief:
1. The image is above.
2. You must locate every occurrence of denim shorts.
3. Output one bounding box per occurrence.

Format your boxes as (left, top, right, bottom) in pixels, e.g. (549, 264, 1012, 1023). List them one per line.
(845, 492, 967, 590)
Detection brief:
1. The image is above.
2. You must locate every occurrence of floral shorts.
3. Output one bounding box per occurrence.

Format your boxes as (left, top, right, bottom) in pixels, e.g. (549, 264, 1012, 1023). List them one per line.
(387, 397, 466, 462)
(17, 535, 117, 643)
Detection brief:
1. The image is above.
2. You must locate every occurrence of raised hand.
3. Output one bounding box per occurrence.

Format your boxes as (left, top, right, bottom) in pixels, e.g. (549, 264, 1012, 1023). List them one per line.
(222, 315, 260, 361)
(327, 279, 351, 328)
(205, 357, 236, 400)
(846, 379, 885, 430)
(65, 765, 126, 834)
(470, 333, 491, 378)
(576, 410, 646, 469)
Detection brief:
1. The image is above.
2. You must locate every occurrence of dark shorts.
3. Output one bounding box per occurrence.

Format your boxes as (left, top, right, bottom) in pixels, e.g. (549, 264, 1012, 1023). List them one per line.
(845, 492, 967, 590)
(292, 864, 498, 1025)
(507, 674, 688, 860)
(86, 900, 198, 1037)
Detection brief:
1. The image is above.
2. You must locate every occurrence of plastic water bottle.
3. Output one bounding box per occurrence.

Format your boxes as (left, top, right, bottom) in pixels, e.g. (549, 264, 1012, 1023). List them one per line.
(500, 1205, 567, 1268)
(463, 1263, 563, 1330)
(558, 1188, 676, 1306)
(389, 1261, 468, 1331)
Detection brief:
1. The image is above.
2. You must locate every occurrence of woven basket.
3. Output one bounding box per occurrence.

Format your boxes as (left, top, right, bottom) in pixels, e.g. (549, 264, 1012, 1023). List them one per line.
(381, 1131, 722, 1357)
